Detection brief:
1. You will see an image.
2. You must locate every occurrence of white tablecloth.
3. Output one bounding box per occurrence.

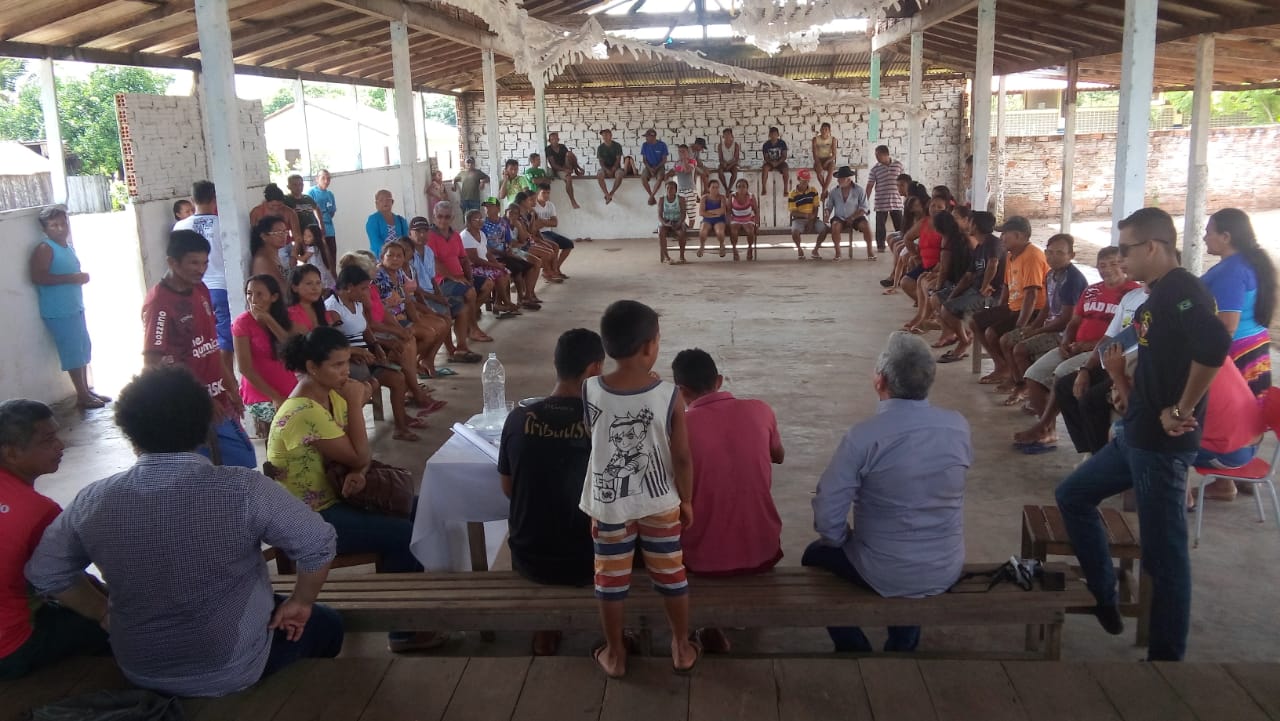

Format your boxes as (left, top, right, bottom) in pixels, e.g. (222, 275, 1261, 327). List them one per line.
(409, 433, 510, 571)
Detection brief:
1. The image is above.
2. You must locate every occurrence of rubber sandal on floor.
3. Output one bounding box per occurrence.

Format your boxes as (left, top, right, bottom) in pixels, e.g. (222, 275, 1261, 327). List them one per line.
(591, 642, 625, 679)
(1019, 442, 1058, 455)
(434, 367, 458, 377)
(673, 640, 702, 675)
(938, 350, 969, 363)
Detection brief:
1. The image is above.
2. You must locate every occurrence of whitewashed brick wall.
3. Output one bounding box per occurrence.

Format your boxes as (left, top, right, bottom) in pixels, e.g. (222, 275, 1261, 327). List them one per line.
(117, 94, 270, 202)
(459, 79, 966, 191)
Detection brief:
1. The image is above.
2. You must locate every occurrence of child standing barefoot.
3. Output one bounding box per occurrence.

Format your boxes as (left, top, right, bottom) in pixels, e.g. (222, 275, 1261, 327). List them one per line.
(728, 179, 758, 261)
(657, 181, 687, 264)
(698, 180, 728, 258)
(583, 300, 699, 679)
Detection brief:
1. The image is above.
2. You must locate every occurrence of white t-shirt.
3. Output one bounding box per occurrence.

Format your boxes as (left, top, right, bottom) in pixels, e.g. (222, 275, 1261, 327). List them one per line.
(460, 229, 485, 252)
(1104, 286, 1149, 337)
(323, 295, 368, 347)
(579, 377, 680, 524)
(173, 213, 226, 290)
(533, 201, 557, 222)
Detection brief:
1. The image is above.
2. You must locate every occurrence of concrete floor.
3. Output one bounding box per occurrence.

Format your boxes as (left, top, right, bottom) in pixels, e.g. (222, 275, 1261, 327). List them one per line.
(36, 221, 1280, 663)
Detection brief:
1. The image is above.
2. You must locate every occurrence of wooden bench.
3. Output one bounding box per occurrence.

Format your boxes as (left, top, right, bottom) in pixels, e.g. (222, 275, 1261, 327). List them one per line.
(271, 563, 1092, 659)
(1022, 504, 1151, 647)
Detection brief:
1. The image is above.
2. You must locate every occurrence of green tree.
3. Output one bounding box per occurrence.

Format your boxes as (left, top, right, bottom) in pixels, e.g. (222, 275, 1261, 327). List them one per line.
(423, 93, 456, 126)
(0, 65, 171, 176)
(0, 58, 25, 101)
(1162, 89, 1280, 125)
(262, 83, 351, 115)
(361, 87, 386, 111)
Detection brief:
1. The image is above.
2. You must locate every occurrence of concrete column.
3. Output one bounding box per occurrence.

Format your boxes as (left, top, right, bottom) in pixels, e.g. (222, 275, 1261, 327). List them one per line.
(868, 51, 881, 175)
(994, 75, 1007, 219)
(533, 78, 548, 168)
(351, 83, 363, 171)
(1060, 58, 1078, 233)
(1110, 0, 1158, 244)
(907, 31, 923, 178)
(193, 0, 250, 316)
(971, 0, 996, 213)
(36, 59, 67, 206)
(292, 76, 313, 176)
(482, 49, 501, 184)
(416, 92, 433, 175)
(390, 20, 420, 219)
(1183, 34, 1214, 273)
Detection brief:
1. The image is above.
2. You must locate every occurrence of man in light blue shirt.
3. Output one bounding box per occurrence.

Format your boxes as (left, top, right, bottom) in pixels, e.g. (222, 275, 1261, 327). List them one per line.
(813, 166, 875, 260)
(804, 331, 972, 652)
(306, 169, 337, 274)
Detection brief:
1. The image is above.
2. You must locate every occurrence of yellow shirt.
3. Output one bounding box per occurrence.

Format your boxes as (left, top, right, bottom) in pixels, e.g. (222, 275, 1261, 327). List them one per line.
(266, 391, 348, 511)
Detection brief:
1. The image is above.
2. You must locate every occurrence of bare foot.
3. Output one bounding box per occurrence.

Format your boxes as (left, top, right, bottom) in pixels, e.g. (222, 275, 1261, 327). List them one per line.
(592, 642, 626, 679)
(393, 429, 421, 442)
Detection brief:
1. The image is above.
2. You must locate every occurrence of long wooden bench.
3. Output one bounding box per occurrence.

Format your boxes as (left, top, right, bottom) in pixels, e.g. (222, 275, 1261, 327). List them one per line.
(272, 563, 1092, 659)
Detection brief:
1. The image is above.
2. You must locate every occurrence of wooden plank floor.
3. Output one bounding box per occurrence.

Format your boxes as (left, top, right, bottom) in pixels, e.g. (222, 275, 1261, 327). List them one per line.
(7, 658, 1280, 721)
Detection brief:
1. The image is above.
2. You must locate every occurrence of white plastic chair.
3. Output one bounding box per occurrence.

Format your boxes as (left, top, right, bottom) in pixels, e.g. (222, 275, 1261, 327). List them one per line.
(1192, 386, 1280, 547)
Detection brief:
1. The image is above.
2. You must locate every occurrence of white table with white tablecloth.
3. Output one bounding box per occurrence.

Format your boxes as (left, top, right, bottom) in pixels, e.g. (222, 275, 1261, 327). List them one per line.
(408, 430, 511, 572)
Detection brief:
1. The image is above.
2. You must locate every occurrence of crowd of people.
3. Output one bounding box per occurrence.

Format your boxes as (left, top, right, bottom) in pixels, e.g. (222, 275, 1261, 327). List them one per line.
(6, 130, 1275, 692)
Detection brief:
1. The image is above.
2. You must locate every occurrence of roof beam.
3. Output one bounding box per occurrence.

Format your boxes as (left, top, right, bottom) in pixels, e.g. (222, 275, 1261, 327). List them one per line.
(872, 0, 978, 52)
(544, 11, 735, 31)
(0, 0, 104, 41)
(114, 0, 296, 53)
(66, 0, 197, 47)
(235, 17, 382, 65)
(323, 0, 500, 50)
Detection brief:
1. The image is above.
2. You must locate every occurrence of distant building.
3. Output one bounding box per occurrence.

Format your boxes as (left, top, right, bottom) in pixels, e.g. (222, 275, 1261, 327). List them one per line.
(263, 97, 460, 177)
(0, 141, 53, 211)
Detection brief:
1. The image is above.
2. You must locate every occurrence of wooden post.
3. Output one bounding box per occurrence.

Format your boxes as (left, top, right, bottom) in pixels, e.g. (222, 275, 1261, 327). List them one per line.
(351, 83, 363, 171)
(907, 30, 924, 178)
(971, 0, 996, 213)
(390, 20, 420, 218)
(482, 49, 502, 186)
(1110, 0, 1158, 245)
(995, 74, 1007, 219)
(36, 59, 67, 206)
(193, 0, 250, 317)
(533, 77, 548, 170)
(292, 76, 313, 177)
(1060, 58, 1078, 233)
(1183, 34, 1214, 273)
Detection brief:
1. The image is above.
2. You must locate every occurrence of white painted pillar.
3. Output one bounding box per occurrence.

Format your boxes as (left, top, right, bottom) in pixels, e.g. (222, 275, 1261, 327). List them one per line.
(350, 84, 363, 171)
(293, 76, 313, 176)
(193, 0, 250, 316)
(994, 74, 1007, 219)
(1183, 34, 1213, 273)
(1060, 58, 1078, 233)
(971, 0, 996, 213)
(36, 59, 67, 206)
(907, 30, 923, 178)
(868, 51, 881, 177)
(533, 78, 548, 169)
(1110, 0, 1158, 245)
(482, 49, 501, 185)
(390, 20, 420, 219)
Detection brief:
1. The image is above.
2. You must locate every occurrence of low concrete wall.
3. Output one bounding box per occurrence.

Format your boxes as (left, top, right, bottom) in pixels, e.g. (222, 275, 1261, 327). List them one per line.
(0, 207, 74, 403)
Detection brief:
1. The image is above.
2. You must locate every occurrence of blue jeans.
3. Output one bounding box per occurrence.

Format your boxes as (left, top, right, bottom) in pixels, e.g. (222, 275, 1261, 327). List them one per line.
(261, 595, 344, 678)
(198, 417, 257, 469)
(1194, 444, 1257, 469)
(1054, 427, 1195, 661)
(208, 288, 233, 352)
(800, 541, 921, 653)
(319, 500, 422, 643)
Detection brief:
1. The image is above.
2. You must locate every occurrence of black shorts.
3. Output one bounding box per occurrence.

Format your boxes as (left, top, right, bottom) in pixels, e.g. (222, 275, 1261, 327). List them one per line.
(540, 230, 575, 250)
(973, 306, 1019, 336)
(904, 263, 935, 281)
(500, 256, 533, 274)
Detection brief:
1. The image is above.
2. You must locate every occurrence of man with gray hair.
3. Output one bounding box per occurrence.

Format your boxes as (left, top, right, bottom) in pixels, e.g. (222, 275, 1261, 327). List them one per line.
(803, 331, 972, 653)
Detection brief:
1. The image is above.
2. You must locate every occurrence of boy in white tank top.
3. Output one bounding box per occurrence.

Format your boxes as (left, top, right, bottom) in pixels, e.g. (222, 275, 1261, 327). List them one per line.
(581, 300, 699, 678)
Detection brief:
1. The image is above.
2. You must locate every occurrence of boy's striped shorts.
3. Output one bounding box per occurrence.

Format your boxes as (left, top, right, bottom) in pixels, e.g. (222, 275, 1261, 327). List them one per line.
(591, 507, 688, 601)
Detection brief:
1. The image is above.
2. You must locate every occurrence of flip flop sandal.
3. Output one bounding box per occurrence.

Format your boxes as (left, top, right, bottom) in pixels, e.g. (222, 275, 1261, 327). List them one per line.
(420, 399, 449, 415)
(931, 338, 959, 349)
(393, 430, 421, 442)
(591, 642, 625, 679)
(434, 367, 458, 377)
(673, 640, 703, 675)
(880, 278, 895, 288)
(1019, 442, 1058, 455)
(938, 350, 969, 363)
(407, 416, 429, 429)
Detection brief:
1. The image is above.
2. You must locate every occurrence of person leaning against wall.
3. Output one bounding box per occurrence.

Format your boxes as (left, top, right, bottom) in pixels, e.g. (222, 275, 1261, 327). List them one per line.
(29, 206, 111, 409)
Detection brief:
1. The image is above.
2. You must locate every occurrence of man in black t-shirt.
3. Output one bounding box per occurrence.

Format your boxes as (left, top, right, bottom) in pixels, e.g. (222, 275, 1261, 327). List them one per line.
(498, 328, 604, 655)
(1055, 207, 1230, 662)
(286, 174, 323, 233)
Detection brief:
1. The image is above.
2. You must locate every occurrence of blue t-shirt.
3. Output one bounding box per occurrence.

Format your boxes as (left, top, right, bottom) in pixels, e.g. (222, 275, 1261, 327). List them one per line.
(763, 139, 788, 163)
(640, 140, 669, 168)
(1046, 263, 1088, 322)
(1202, 252, 1265, 340)
(306, 187, 337, 236)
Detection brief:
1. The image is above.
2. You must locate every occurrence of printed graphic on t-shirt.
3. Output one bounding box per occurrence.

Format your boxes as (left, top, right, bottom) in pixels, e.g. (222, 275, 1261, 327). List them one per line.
(586, 405, 670, 503)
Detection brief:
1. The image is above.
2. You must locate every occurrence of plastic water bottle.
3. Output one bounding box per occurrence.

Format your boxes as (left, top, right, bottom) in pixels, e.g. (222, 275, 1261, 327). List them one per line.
(481, 353, 507, 425)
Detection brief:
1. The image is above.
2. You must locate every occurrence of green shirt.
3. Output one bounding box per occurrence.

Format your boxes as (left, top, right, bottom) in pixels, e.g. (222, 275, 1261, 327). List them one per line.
(502, 174, 534, 206)
(524, 167, 547, 182)
(597, 141, 623, 169)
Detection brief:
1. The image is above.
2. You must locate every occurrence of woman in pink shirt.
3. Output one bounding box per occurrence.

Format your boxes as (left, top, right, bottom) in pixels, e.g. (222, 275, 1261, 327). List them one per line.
(1193, 360, 1268, 507)
(232, 275, 299, 436)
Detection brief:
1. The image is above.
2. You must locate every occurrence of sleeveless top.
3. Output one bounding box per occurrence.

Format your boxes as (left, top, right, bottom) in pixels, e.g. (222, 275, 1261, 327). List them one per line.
(703, 197, 723, 217)
(579, 377, 680, 524)
(36, 237, 84, 319)
(813, 135, 835, 160)
(718, 140, 740, 163)
(919, 217, 943, 269)
(661, 196, 683, 222)
(730, 194, 756, 223)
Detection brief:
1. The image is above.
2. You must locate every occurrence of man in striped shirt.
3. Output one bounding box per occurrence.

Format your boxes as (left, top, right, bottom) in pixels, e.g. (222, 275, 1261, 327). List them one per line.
(865, 145, 904, 253)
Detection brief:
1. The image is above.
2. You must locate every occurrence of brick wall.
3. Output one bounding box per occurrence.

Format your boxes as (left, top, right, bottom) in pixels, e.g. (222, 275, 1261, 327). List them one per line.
(116, 93, 270, 202)
(459, 79, 967, 191)
(995, 125, 1280, 219)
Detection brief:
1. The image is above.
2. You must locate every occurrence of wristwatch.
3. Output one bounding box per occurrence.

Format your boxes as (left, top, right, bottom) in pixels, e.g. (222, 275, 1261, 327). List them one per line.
(1170, 406, 1186, 420)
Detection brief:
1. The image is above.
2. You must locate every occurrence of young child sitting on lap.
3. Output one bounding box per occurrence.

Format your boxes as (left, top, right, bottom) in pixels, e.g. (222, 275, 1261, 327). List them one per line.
(583, 300, 699, 679)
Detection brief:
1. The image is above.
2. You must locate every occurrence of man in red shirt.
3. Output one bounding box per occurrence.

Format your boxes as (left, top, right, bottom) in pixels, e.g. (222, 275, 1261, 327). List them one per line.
(1014, 246, 1139, 451)
(0, 400, 108, 679)
(424, 202, 484, 363)
(671, 348, 785, 653)
(141, 230, 255, 467)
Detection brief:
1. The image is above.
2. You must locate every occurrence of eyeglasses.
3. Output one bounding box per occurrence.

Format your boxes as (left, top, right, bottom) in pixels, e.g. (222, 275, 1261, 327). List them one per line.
(1118, 238, 1168, 257)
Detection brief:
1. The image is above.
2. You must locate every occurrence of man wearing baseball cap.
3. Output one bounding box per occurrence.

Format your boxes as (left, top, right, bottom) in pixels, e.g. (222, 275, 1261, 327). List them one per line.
(970, 215, 1049, 385)
(639, 129, 670, 206)
(787, 169, 824, 260)
(813, 166, 873, 261)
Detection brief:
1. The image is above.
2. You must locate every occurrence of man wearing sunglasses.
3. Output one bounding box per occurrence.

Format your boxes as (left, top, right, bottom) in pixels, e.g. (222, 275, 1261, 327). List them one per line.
(1055, 207, 1230, 662)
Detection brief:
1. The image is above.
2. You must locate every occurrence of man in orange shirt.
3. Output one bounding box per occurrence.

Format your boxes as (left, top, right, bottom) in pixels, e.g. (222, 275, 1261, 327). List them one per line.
(968, 216, 1048, 385)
